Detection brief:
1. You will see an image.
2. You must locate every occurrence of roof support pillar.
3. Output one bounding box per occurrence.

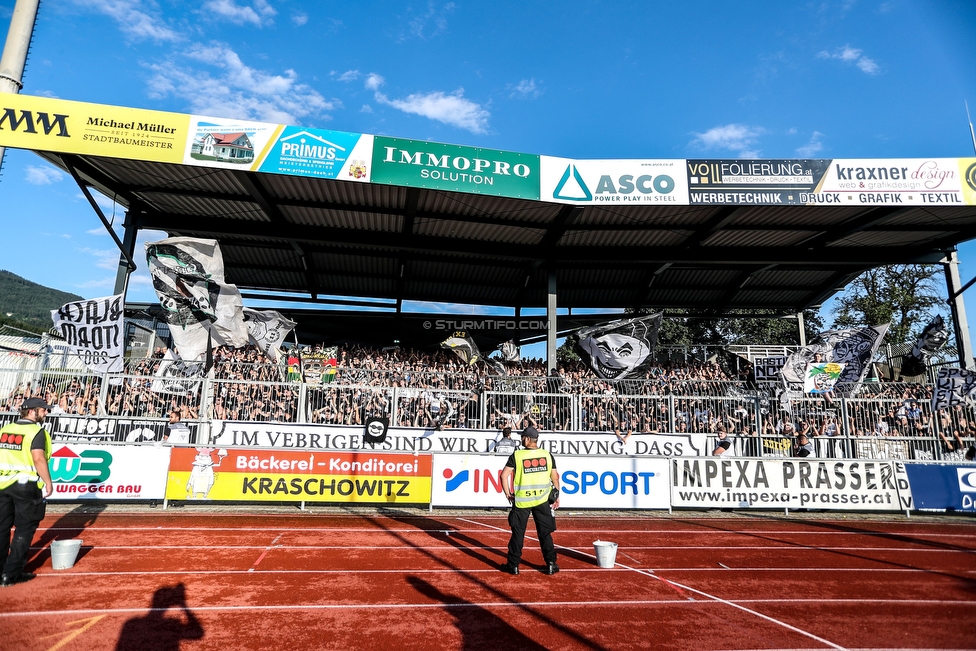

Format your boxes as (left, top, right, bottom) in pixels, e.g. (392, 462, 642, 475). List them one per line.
(114, 211, 139, 297)
(944, 250, 974, 369)
(547, 271, 557, 372)
(797, 311, 806, 347)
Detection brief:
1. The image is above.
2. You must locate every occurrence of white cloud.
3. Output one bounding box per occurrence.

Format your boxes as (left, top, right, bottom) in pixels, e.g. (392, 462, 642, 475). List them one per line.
(25, 165, 63, 185)
(292, 12, 308, 26)
(796, 131, 825, 157)
(817, 45, 880, 75)
(375, 89, 489, 134)
(80, 247, 122, 271)
(202, 0, 276, 27)
(690, 124, 764, 156)
(509, 78, 542, 99)
(364, 73, 385, 91)
(337, 70, 361, 82)
(74, 0, 179, 42)
(147, 43, 332, 123)
(361, 104, 373, 113)
(405, 1, 455, 40)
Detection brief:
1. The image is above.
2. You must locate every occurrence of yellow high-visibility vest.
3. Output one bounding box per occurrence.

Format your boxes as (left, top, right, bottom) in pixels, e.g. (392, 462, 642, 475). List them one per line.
(0, 422, 50, 491)
(513, 448, 554, 509)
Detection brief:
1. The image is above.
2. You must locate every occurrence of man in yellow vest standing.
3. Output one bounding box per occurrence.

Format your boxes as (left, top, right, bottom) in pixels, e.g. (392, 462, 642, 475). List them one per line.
(0, 397, 54, 587)
(500, 426, 560, 575)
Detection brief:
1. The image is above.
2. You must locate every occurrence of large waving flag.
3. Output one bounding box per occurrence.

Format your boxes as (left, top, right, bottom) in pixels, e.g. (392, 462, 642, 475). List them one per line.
(575, 313, 662, 379)
(931, 367, 976, 412)
(243, 308, 297, 362)
(900, 315, 949, 377)
(781, 323, 888, 394)
(146, 237, 248, 361)
(441, 331, 481, 366)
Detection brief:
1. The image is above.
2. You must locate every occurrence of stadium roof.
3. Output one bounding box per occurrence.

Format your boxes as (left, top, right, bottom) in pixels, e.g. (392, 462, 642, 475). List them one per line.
(6, 93, 976, 318)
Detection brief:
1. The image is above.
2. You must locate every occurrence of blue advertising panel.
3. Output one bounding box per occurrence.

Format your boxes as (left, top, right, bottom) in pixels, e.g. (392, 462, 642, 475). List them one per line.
(258, 126, 366, 179)
(904, 463, 976, 511)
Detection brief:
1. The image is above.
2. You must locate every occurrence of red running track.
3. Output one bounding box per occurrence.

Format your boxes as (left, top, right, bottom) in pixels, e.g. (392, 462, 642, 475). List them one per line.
(1, 508, 974, 650)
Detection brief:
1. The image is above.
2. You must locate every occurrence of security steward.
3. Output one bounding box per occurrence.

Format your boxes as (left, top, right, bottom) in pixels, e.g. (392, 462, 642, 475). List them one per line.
(0, 397, 54, 586)
(500, 426, 560, 575)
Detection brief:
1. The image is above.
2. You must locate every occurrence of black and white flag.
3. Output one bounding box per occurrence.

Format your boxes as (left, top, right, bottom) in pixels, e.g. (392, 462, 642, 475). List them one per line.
(50, 294, 124, 374)
(146, 237, 248, 361)
(931, 367, 976, 412)
(498, 340, 521, 363)
(575, 313, 662, 380)
(243, 308, 296, 362)
(151, 349, 205, 395)
(900, 315, 949, 377)
(781, 323, 888, 393)
(440, 331, 481, 366)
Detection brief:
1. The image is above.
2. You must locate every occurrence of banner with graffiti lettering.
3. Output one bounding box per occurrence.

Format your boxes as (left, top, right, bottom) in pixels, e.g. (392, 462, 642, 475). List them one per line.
(931, 367, 976, 412)
(50, 294, 124, 373)
(164, 447, 431, 503)
(782, 324, 888, 395)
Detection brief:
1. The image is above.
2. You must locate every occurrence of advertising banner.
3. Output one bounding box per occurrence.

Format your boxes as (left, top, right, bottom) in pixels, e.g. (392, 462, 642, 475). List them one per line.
(431, 453, 670, 509)
(961, 158, 976, 206)
(371, 136, 540, 199)
(813, 158, 965, 206)
(165, 447, 431, 503)
(183, 115, 281, 171)
(209, 421, 706, 457)
(0, 92, 188, 163)
(687, 159, 832, 205)
(540, 157, 688, 205)
(257, 126, 373, 181)
(48, 443, 170, 500)
(670, 457, 911, 511)
(0, 415, 185, 445)
(904, 463, 976, 511)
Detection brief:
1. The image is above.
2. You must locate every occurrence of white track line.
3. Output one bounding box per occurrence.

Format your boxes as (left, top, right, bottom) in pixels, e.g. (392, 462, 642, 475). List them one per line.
(460, 517, 849, 651)
(2, 598, 973, 620)
(30, 544, 974, 553)
(38, 526, 976, 538)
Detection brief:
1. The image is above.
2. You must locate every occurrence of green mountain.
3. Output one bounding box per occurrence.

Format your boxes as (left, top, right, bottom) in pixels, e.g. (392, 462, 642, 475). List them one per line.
(0, 270, 85, 333)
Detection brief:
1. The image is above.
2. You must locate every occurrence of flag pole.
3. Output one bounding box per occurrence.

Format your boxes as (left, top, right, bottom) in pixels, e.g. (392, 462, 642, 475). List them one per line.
(967, 101, 976, 156)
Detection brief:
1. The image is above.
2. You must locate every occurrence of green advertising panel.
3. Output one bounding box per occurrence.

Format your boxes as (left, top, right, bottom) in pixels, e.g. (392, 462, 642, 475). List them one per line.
(371, 136, 540, 199)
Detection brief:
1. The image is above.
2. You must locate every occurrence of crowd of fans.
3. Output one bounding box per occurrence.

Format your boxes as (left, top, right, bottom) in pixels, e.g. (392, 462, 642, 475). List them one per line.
(1, 343, 972, 456)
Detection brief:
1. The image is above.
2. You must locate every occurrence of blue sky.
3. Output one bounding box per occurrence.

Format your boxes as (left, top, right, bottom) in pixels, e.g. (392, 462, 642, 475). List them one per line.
(1, 0, 976, 350)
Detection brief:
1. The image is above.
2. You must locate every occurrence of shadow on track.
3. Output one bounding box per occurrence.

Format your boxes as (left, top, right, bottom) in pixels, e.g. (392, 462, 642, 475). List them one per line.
(408, 576, 549, 650)
(28, 502, 106, 570)
(114, 583, 204, 651)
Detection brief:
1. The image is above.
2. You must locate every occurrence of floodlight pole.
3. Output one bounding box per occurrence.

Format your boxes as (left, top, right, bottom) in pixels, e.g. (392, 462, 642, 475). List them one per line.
(0, 0, 41, 177)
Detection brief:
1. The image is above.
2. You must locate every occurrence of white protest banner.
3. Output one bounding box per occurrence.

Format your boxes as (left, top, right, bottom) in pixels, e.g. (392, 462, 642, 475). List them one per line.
(209, 421, 706, 457)
(50, 294, 124, 373)
(670, 457, 910, 511)
(48, 443, 170, 500)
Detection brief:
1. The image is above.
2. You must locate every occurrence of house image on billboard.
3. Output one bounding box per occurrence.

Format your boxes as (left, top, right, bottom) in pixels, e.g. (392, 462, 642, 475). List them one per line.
(190, 132, 254, 163)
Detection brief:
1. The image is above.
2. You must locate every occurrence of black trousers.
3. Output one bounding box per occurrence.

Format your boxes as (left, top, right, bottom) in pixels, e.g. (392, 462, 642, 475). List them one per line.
(0, 481, 46, 579)
(507, 501, 556, 566)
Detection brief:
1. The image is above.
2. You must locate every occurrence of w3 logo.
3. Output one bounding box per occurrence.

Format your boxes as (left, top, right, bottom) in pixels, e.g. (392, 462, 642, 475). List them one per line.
(49, 447, 112, 483)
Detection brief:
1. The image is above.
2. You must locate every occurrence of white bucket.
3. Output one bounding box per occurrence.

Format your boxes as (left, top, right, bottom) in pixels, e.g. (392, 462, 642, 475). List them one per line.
(51, 539, 83, 570)
(593, 540, 618, 568)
